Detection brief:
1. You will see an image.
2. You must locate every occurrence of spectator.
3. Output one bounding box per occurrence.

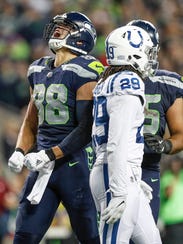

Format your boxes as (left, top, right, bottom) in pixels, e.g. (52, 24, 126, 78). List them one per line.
(159, 156, 183, 244)
(0, 163, 18, 243)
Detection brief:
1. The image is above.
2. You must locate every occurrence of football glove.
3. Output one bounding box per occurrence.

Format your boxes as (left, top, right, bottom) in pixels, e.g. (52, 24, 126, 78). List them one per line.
(140, 180, 153, 203)
(144, 133, 172, 154)
(102, 196, 126, 224)
(8, 150, 24, 173)
(23, 150, 54, 172)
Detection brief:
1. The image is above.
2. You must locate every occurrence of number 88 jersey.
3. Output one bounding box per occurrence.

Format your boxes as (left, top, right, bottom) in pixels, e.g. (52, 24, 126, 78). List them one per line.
(27, 55, 103, 150)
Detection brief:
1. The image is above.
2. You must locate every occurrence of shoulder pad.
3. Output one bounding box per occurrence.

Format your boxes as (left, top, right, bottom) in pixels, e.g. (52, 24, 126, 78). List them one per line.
(88, 61, 104, 75)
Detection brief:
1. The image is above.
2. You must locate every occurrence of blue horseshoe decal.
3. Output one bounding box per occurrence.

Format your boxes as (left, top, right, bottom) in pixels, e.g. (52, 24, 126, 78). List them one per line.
(127, 30, 143, 48)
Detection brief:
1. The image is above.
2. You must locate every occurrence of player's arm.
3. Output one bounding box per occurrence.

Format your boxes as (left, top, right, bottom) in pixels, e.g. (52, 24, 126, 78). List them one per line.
(107, 95, 129, 196)
(8, 88, 38, 172)
(165, 97, 183, 154)
(16, 87, 38, 154)
(50, 81, 97, 159)
(144, 97, 183, 154)
(23, 81, 97, 172)
(107, 94, 142, 196)
(102, 94, 142, 224)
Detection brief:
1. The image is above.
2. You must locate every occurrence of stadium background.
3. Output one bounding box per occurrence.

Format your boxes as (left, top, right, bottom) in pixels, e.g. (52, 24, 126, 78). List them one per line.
(0, 0, 183, 243)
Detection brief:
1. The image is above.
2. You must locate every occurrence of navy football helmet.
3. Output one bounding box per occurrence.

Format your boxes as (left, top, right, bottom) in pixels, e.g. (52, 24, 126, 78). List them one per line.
(43, 11, 97, 55)
(127, 19, 159, 75)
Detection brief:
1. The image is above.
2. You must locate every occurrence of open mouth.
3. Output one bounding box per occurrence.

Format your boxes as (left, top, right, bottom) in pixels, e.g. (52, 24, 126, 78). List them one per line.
(52, 26, 70, 39)
(53, 29, 61, 38)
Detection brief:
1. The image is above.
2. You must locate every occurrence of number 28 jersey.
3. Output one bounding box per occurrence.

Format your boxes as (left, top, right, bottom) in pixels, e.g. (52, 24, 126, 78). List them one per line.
(92, 70, 145, 168)
(27, 55, 104, 150)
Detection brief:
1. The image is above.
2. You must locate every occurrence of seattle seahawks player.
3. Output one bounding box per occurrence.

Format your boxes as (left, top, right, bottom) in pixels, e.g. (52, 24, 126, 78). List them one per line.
(8, 11, 104, 244)
(90, 25, 162, 243)
(128, 19, 183, 223)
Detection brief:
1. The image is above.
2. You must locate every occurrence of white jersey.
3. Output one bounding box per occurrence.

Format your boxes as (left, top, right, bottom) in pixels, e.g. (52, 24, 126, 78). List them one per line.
(90, 70, 162, 244)
(92, 70, 145, 196)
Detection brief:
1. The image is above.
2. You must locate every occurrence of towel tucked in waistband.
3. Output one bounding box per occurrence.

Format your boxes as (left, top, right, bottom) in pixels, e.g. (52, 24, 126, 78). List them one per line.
(27, 160, 55, 204)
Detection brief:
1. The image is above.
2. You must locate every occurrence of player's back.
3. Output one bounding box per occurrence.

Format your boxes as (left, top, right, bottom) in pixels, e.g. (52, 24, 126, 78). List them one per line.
(92, 70, 145, 167)
(27, 55, 103, 150)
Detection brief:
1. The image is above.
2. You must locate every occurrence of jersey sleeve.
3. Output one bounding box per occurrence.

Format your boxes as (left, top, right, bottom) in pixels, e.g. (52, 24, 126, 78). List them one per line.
(27, 57, 51, 89)
(106, 94, 142, 197)
(27, 63, 35, 89)
(156, 69, 183, 101)
(166, 73, 183, 99)
(67, 56, 104, 91)
(95, 71, 145, 103)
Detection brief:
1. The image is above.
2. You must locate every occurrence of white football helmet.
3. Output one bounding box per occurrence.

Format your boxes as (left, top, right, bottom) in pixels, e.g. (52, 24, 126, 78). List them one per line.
(105, 25, 156, 78)
(127, 19, 159, 75)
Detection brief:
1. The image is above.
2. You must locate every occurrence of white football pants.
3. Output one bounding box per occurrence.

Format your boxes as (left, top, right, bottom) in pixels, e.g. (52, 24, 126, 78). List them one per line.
(90, 164, 162, 244)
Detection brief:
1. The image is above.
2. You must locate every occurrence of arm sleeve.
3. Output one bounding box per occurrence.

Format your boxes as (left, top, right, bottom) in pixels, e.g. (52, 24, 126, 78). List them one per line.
(58, 100, 93, 155)
(107, 94, 142, 197)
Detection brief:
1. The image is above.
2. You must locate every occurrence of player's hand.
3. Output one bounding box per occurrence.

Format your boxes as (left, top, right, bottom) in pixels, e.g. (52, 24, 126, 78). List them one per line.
(144, 133, 172, 154)
(23, 150, 51, 172)
(140, 180, 153, 203)
(8, 151, 24, 173)
(102, 196, 126, 224)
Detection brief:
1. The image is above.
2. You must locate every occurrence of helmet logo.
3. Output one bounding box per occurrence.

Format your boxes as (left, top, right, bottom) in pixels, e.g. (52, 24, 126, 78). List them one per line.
(84, 22, 96, 41)
(127, 30, 143, 48)
(84, 22, 92, 30)
(62, 13, 67, 18)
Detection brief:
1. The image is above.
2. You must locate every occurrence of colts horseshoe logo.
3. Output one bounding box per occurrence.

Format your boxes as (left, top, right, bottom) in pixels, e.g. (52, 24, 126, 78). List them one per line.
(127, 30, 143, 48)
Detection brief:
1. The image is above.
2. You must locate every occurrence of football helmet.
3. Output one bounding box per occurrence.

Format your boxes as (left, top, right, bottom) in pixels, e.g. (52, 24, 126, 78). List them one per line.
(127, 19, 159, 75)
(43, 11, 97, 55)
(105, 25, 156, 78)
(127, 19, 159, 47)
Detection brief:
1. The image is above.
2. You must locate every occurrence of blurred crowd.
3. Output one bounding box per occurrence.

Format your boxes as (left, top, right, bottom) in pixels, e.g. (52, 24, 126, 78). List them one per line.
(159, 154, 183, 244)
(0, 0, 183, 110)
(0, 0, 183, 243)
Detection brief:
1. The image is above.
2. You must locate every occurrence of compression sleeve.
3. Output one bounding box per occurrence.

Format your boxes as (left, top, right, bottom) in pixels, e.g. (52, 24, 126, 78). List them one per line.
(58, 100, 93, 155)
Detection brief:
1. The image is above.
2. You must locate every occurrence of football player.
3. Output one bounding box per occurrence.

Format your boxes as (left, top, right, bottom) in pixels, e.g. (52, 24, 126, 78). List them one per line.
(8, 11, 104, 244)
(90, 25, 162, 243)
(128, 19, 183, 223)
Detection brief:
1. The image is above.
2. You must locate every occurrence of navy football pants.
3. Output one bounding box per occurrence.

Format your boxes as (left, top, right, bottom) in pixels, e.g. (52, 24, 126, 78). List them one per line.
(142, 168, 160, 223)
(13, 149, 100, 244)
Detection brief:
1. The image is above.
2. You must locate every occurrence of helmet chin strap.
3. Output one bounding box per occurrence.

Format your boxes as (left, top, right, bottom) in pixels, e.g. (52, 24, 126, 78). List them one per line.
(49, 39, 64, 52)
(49, 38, 87, 55)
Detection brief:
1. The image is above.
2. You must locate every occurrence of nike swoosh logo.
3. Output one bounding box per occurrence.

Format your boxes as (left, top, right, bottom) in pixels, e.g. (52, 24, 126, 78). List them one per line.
(68, 161, 79, 167)
(151, 178, 159, 182)
(95, 64, 103, 68)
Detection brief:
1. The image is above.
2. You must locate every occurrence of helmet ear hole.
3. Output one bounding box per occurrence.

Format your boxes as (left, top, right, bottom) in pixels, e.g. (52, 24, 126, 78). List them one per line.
(76, 41, 83, 45)
(43, 11, 96, 55)
(133, 55, 141, 59)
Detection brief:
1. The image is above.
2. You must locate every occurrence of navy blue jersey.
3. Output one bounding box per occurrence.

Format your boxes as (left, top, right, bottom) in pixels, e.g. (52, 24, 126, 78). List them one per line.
(143, 69, 183, 170)
(27, 55, 103, 150)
